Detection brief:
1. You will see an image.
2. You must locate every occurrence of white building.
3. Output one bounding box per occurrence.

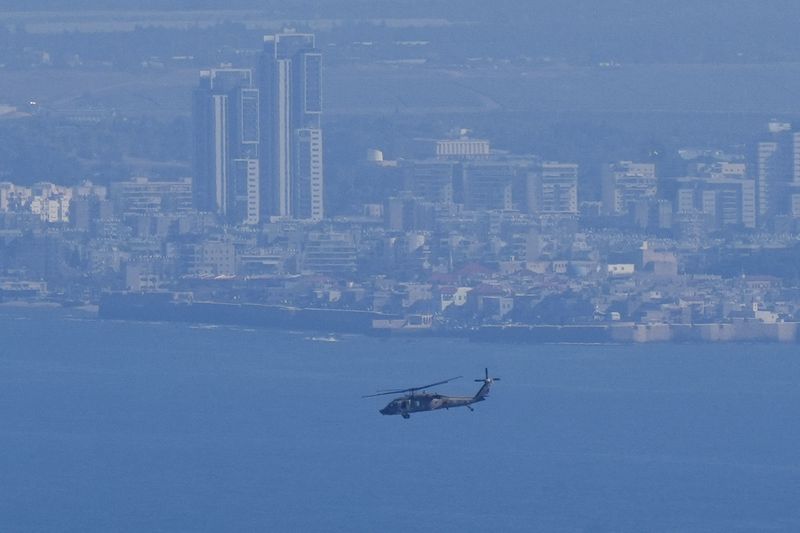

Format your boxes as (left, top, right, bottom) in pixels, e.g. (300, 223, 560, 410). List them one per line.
(602, 161, 657, 216)
(528, 162, 579, 215)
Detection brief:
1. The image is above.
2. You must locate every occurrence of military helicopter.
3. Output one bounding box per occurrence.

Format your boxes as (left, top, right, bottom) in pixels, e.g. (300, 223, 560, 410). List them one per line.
(363, 368, 499, 419)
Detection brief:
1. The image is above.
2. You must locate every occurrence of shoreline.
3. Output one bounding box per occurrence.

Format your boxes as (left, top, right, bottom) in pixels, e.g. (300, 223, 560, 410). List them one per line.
(96, 293, 800, 344)
(3, 297, 798, 344)
(0, 300, 99, 313)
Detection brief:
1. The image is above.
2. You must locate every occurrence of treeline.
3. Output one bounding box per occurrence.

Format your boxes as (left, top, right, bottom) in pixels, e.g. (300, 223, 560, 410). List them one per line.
(0, 116, 191, 185)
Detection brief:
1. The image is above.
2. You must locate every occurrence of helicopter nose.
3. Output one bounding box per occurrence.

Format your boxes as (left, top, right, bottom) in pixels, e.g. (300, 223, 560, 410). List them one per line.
(379, 407, 388, 415)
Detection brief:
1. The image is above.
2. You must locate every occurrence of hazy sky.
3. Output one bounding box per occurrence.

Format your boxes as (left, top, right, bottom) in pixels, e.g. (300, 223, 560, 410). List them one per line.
(6, 1, 800, 65)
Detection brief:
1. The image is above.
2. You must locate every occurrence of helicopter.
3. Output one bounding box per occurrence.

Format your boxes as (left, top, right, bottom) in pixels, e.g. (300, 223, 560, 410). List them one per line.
(363, 368, 499, 419)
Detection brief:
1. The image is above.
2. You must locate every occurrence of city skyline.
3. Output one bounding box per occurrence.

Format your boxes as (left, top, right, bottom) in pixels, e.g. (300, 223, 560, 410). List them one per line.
(4, 13, 800, 336)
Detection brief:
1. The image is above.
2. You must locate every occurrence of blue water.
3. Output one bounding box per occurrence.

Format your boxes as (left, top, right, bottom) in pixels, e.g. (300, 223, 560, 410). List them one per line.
(1, 307, 799, 532)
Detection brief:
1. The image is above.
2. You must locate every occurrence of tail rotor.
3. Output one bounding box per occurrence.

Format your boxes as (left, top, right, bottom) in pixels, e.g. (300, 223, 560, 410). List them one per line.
(474, 367, 500, 384)
(472, 367, 499, 401)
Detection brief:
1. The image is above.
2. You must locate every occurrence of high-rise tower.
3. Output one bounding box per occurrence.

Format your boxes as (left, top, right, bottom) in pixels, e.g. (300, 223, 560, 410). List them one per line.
(752, 121, 799, 227)
(258, 31, 324, 221)
(192, 68, 260, 225)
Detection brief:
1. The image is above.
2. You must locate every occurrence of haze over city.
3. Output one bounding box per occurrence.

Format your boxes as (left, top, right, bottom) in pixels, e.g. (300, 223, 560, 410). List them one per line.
(2, 3, 800, 532)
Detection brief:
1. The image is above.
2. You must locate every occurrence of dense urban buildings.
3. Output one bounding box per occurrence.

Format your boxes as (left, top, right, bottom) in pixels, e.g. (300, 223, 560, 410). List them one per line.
(8, 109, 800, 340)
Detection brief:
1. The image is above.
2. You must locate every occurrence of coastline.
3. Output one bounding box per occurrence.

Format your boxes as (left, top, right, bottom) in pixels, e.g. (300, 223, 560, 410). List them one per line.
(93, 293, 800, 344)
(4, 295, 796, 344)
(0, 300, 100, 313)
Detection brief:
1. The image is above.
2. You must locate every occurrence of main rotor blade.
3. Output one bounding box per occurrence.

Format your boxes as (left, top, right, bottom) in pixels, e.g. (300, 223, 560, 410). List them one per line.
(411, 376, 462, 391)
(361, 389, 407, 398)
(361, 376, 462, 398)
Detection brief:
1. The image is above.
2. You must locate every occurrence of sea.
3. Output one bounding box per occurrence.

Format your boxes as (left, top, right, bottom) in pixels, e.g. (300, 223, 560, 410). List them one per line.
(1, 306, 799, 532)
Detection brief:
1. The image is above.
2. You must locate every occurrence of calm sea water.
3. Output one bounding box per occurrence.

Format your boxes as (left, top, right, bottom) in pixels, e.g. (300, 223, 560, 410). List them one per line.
(1, 306, 799, 532)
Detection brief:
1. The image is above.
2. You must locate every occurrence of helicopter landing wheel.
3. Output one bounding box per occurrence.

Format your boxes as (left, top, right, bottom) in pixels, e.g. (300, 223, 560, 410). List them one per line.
(401, 413, 410, 419)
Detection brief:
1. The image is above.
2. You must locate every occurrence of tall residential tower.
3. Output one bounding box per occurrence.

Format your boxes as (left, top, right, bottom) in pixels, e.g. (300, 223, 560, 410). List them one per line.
(192, 68, 260, 225)
(258, 31, 324, 221)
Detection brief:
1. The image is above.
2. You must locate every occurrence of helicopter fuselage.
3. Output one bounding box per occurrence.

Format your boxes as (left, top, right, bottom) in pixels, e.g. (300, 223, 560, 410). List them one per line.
(379, 393, 483, 418)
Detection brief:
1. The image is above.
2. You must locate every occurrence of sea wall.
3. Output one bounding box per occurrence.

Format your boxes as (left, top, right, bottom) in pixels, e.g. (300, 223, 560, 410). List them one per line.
(472, 321, 800, 343)
(99, 293, 800, 343)
(99, 293, 398, 333)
